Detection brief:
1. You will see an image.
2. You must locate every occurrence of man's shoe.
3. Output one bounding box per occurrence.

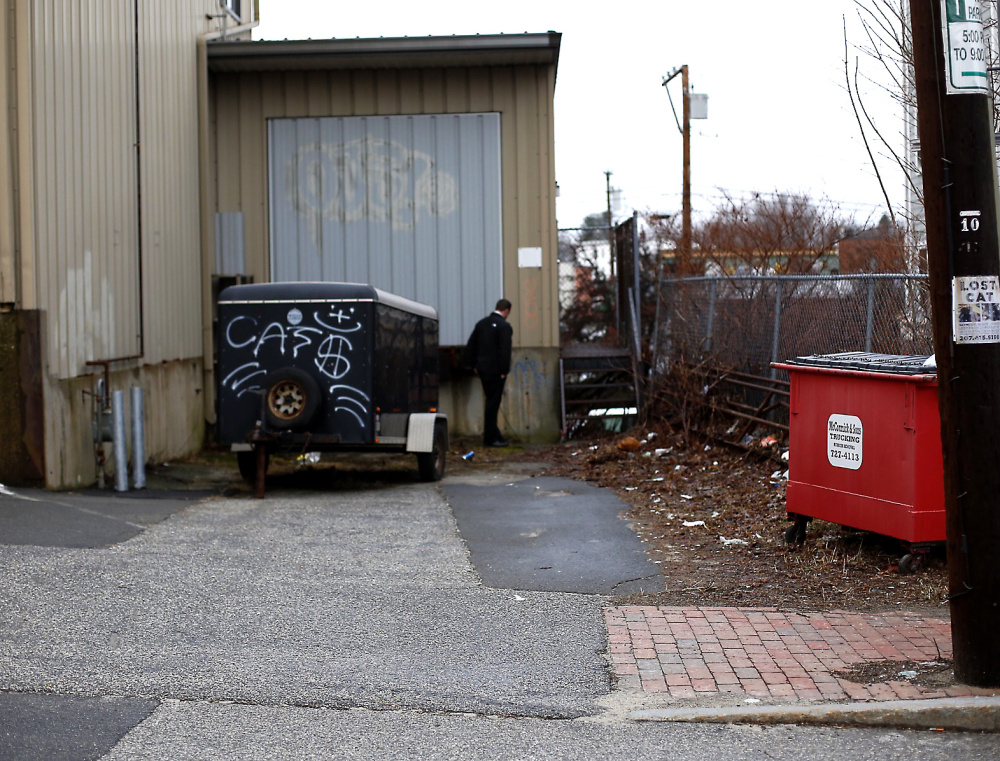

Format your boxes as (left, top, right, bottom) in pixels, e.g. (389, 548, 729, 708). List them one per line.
(488, 438, 510, 447)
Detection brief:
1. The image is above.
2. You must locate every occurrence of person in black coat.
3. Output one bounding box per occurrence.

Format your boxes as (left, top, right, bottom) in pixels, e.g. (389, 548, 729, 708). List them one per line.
(465, 298, 513, 446)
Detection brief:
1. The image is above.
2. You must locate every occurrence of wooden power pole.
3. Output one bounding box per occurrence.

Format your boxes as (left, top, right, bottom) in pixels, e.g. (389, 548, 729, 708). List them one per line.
(910, 0, 1000, 686)
(662, 65, 694, 276)
(680, 64, 691, 277)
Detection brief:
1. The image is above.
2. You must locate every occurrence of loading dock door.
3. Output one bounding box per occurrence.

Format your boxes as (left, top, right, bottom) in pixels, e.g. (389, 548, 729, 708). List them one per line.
(268, 114, 502, 346)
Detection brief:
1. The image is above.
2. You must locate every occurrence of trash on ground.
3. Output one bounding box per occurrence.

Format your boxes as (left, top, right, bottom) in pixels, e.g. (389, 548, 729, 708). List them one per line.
(617, 436, 642, 452)
(719, 536, 749, 546)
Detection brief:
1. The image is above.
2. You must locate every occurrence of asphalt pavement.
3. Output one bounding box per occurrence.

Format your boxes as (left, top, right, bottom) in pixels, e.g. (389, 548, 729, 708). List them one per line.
(1, 456, 999, 760)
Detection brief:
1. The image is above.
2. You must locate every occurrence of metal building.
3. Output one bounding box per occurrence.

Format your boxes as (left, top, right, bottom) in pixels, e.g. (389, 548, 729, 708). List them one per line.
(204, 34, 563, 452)
(0, 1, 259, 489)
(0, 2, 562, 489)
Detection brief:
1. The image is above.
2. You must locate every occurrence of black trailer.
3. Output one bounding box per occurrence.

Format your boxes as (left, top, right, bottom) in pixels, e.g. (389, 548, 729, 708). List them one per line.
(216, 282, 447, 494)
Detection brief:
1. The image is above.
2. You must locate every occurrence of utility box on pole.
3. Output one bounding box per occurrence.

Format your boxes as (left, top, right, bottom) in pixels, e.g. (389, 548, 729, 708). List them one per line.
(910, 0, 1000, 686)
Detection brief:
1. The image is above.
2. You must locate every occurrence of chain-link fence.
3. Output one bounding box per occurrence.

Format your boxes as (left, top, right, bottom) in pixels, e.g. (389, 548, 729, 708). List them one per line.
(654, 274, 934, 379)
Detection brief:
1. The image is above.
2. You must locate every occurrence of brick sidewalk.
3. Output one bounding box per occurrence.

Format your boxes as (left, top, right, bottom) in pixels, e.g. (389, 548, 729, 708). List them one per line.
(607, 606, 1000, 702)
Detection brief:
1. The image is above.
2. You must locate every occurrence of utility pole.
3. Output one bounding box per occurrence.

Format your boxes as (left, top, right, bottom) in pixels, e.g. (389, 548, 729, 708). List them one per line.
(910, 0, 1000, 686)
(664, 65, 706, 276)
(680, 64, 691, 276)
(606, 170, 619, 336)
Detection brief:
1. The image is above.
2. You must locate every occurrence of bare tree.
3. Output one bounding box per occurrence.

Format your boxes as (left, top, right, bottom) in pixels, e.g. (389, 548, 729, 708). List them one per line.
(687, 192, 851, 276)
(844, 1, 1000, 272)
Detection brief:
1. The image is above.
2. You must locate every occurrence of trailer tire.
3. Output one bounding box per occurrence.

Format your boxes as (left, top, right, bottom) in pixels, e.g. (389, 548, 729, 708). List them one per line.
(263, 367, 321, 431)
(417, 420, 447, 482)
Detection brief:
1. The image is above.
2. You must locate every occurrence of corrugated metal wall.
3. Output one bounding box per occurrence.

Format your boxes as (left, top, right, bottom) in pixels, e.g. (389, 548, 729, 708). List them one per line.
(28, 0, 216, 379)
(0, 6, 20, 305)
(31, 0, 141, 378)
(267, 114, 502, 345)
(135, 1, 208, 365)
(210, 64, 558, 350)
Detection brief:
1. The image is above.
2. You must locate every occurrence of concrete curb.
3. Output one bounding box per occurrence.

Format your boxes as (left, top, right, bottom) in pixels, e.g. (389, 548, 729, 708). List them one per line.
(632, 696, 1000, 732)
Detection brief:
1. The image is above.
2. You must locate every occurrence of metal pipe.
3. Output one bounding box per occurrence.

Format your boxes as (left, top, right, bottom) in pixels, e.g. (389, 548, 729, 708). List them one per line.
(705, 279, 717, 352)
(112, 390, 129, 492)
(632, 210, 641, 344)
(770, 281, 783, 379)
(131, 387, 146, 489)
(865, 277, 876, 352)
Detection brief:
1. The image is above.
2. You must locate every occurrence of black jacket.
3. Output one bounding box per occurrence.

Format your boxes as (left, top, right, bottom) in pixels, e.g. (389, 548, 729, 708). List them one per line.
(465, 312, 513, 377)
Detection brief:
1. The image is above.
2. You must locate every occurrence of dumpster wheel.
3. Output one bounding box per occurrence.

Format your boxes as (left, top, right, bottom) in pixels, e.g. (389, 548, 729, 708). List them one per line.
(898, 553, 924, 575)
(784, 515, 809, 545)
(263, 368, 321, 431)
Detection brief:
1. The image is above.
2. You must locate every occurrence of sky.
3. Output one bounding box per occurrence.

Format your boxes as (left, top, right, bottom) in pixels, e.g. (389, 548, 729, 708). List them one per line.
(253, 0, 906, 231)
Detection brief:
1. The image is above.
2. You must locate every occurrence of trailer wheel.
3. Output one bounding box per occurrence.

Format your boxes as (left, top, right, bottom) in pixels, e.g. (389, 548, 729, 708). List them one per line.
(237, 449, 269, 485)
(263, 368, 321, 431)
(417, 420, 447, 482)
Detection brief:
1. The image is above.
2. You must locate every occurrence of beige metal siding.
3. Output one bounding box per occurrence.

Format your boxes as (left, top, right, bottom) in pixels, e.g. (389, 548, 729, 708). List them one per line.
(0, 6, 17, 304)
(210, 63, 559, 349)
(31, 0, 141, 379)
(27, 0, 229, 379)
(136, 1, 211, 364)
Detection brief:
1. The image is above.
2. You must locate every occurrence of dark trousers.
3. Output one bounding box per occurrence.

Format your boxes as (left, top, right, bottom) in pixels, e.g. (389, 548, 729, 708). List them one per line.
(480, 373, 506, 444)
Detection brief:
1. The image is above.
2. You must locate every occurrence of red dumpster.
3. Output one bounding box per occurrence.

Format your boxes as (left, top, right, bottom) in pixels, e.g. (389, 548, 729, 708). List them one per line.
(773, 353, 945, 561)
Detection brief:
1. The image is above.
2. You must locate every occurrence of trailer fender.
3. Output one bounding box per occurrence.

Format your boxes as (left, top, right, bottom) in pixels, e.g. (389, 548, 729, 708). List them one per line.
(406, 413, 447, 453)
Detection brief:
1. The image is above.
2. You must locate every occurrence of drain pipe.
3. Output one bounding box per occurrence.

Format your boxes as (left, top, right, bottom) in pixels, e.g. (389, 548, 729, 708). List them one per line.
(112, 390, 129, 492)
(131, 387, 146, 489)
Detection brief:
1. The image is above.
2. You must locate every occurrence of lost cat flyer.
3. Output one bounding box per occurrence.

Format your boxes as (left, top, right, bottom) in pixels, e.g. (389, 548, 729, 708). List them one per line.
(953, 275, 1000, 343)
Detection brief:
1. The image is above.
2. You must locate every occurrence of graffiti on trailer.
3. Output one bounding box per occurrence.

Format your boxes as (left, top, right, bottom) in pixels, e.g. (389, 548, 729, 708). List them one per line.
(220, 306, 371, 428)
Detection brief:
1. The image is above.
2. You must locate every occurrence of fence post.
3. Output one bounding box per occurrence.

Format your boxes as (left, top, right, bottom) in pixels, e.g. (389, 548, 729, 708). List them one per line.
(770, 279, 783, 378)
(865, 276, 876, 353)
(705, 278, 717, 353)
(651, 257, 665, 371)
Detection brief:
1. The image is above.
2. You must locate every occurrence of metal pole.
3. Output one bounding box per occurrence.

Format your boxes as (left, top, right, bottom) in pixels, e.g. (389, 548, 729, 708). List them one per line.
(606, 171, 618, 337)
(130, 387, 146, 489)
(632, 211, 641, 347)
(706, 278, 717, 353)
(112, 390, 128, 492)
(865, 277, 876, 353)
(770, 281, 783, 379)
(628, 288, 641, 359)
(651, 255, 664, 372)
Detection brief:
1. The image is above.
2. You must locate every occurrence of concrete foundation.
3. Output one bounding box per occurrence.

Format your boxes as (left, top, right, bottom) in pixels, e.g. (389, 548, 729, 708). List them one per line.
(42, 358, 206, 490)
(440, 347, 560, 444)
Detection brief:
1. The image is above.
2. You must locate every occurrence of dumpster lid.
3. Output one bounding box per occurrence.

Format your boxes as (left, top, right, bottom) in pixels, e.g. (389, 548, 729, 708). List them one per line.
(780, 352, 936, 375)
